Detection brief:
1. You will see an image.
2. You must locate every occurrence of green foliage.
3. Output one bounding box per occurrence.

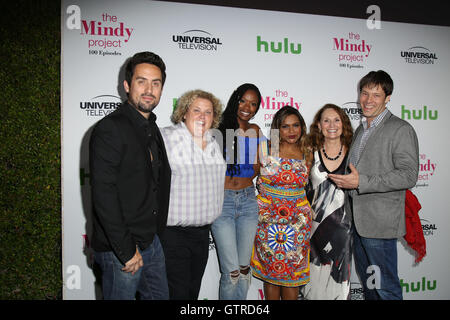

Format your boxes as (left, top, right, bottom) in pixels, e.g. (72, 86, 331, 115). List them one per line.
(0, 0, 62, 299)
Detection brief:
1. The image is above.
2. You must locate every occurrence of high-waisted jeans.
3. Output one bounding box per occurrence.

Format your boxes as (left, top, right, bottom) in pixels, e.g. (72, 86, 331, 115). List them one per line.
(211, 185, 259, 300)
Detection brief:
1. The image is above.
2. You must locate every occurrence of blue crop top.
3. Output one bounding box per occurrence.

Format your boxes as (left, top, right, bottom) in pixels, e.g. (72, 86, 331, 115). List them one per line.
(225, 135, 266, 178)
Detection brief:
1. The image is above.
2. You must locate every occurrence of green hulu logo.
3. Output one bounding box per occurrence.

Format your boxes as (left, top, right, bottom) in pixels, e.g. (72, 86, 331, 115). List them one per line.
(400, 277, 437, 293)
(401, 105, 438, 120)
(173, 98, 178, 111)
(257, 36, 301, 54)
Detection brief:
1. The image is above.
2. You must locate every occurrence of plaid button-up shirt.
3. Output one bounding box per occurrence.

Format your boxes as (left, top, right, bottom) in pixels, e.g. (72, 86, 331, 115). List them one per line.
(350, 108, 389, 167)
(161, 122, 226, 227)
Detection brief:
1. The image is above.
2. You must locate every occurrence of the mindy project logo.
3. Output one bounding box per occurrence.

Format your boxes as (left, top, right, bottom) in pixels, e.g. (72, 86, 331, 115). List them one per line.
(172, 29, 223, 51)
(65, 5, 134, 56)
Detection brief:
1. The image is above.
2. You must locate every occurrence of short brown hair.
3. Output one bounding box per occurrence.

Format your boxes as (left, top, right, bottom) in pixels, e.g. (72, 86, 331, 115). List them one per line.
(359, 70, 393, 97)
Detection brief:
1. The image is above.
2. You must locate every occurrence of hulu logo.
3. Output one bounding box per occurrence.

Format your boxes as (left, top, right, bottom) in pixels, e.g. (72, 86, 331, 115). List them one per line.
(173, 98, 178, 111)
(401, 105, 438, 120)
(256, 36, 301, 54)
(401, 277, 436, 293)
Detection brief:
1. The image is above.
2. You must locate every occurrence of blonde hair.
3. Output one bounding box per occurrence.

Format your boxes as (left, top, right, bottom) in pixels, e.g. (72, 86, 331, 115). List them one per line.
(171, 89, 223, 128)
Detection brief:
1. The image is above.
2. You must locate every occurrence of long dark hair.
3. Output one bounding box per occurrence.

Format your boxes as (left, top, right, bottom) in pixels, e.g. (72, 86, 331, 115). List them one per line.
(271, 105, 310, 160)
(218, 83, 262, 177)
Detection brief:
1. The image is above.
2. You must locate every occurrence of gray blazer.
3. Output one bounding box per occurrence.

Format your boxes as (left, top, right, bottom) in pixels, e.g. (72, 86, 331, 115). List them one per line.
(347, 110, 419, 239)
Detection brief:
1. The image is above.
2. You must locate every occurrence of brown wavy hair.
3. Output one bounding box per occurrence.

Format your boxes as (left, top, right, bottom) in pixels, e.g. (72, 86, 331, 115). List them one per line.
(307, 104, 353, 151)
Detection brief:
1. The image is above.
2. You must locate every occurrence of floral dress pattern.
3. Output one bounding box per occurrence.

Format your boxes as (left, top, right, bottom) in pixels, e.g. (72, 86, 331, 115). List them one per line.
(251, 149, 312, 287)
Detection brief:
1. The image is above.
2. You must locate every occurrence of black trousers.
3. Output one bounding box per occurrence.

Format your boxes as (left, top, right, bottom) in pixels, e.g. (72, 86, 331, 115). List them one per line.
(160, 225, 210, 300)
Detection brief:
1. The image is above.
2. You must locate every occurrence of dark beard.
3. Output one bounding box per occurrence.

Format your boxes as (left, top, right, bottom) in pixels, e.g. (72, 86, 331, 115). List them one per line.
(137, 102, 155, 113)
(129, 95, 157, 114)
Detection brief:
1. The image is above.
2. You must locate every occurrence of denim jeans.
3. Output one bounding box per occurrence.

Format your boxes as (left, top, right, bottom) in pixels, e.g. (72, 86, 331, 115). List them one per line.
(94, 235, 169, 300)
(211, 186, 259, 300)
(353, 230, 402, 300)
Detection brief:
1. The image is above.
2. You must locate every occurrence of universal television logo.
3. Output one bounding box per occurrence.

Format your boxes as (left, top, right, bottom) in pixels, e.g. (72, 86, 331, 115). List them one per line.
(350, 282, 364, 300)
(172, 30, 223, 51)
(342, 102, 363, 122)
(420, 219, 437, 236)
(401, 46, 438, 64)
(79, 94, 121, 117)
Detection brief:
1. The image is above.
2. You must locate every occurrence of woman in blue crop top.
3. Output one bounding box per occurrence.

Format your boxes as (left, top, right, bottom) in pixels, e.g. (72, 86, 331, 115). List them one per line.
(211, 83, 265, 300)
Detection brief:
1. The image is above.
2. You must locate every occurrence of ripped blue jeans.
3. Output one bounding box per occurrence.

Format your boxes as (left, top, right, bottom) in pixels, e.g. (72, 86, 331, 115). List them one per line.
(211, 186, 259, 300)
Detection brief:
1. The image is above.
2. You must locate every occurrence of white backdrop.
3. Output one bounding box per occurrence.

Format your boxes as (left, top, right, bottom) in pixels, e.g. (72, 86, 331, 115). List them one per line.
(61, 0, 450, 299)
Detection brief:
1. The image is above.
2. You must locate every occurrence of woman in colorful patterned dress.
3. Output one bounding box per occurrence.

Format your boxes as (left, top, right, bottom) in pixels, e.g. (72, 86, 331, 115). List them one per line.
(301, 104, 353, 299)
(251, 106, 313, 300)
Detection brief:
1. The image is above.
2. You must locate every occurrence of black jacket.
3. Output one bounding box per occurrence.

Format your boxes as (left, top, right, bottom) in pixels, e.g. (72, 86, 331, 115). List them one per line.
(89, 101, 171, 264)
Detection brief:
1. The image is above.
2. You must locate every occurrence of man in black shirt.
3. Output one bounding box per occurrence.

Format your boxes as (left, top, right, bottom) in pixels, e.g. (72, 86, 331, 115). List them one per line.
(89, 52, 171, 299)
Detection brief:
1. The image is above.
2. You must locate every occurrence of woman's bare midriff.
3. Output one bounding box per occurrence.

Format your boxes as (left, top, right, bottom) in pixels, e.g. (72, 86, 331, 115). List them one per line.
(224, 175, 255, 190)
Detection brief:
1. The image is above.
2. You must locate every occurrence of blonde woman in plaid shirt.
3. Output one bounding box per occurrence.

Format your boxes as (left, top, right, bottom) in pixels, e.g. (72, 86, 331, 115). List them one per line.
(160, 89, 226, 300)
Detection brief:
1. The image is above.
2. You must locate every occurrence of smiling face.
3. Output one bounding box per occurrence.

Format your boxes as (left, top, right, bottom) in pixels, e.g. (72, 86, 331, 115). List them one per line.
(280, 114, 302, 145)
(184, 98, 214, 138)
(318, 108, 343, 142)
(236, 89, 259, 126)
(123, 63, 163, 118)
(359, 84, 390, 126)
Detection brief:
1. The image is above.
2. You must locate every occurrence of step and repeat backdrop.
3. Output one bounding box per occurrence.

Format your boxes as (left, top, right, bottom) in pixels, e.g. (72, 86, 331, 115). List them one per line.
(61, 0, 450, 299)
